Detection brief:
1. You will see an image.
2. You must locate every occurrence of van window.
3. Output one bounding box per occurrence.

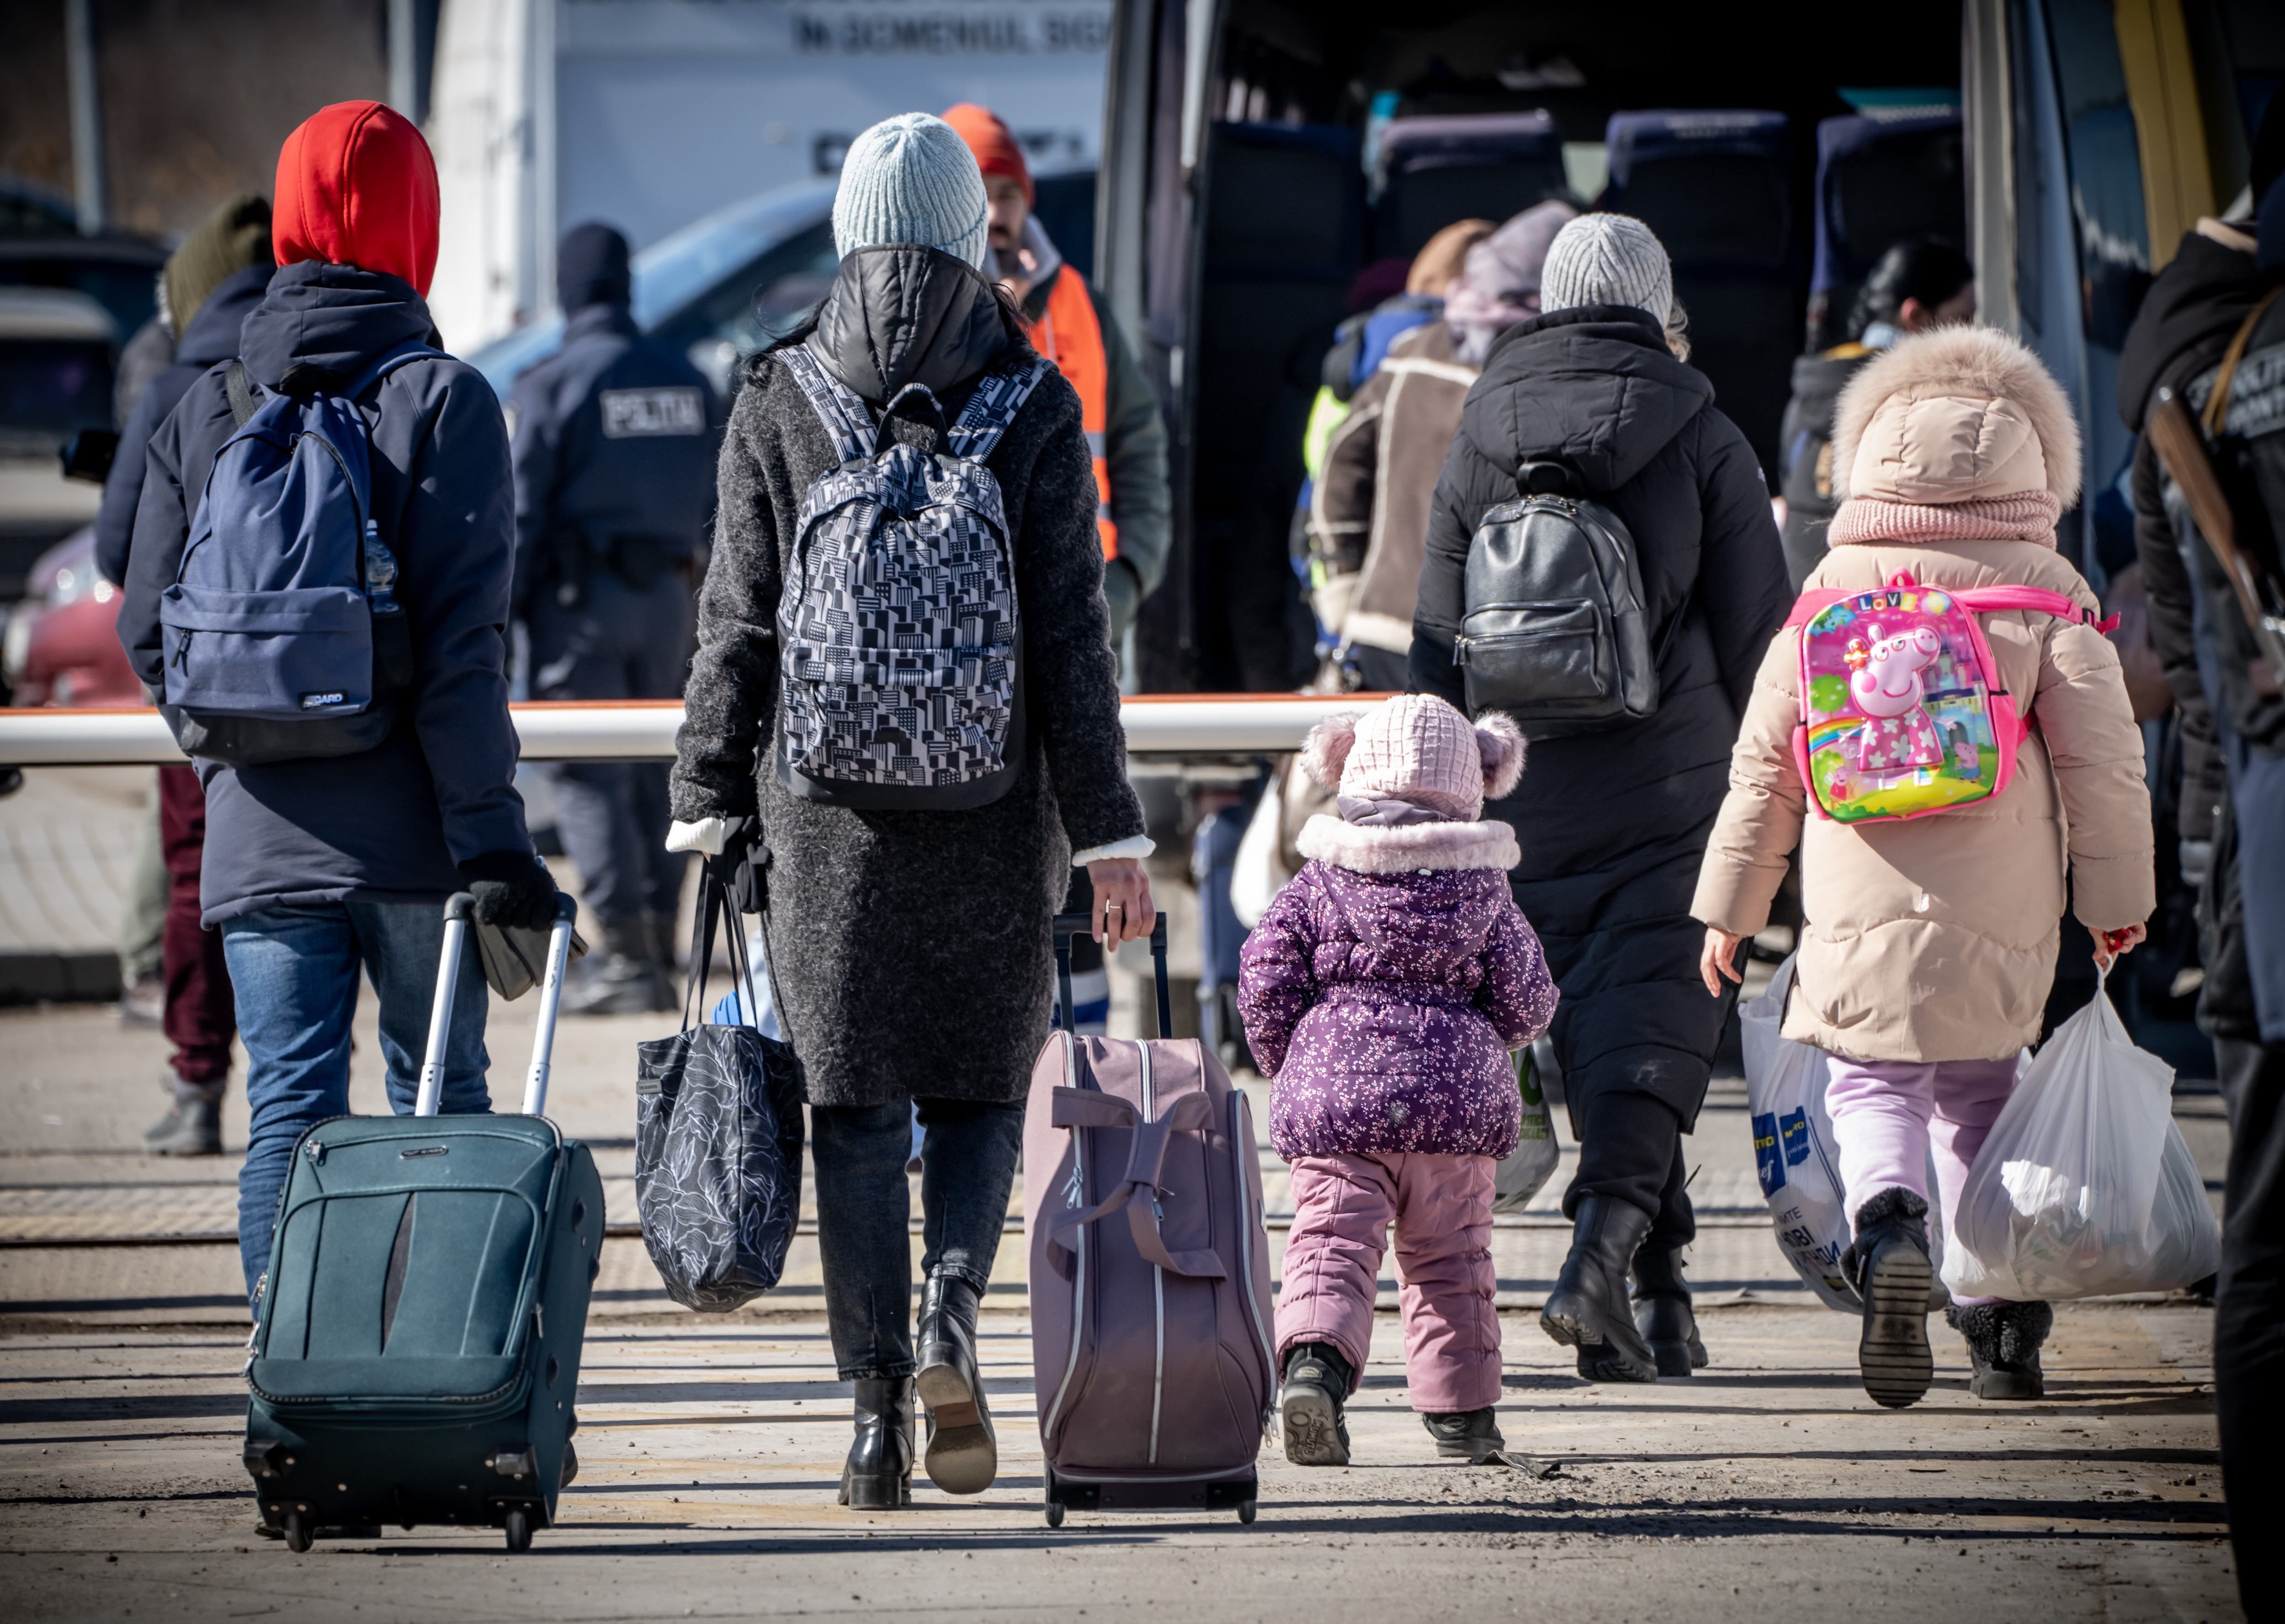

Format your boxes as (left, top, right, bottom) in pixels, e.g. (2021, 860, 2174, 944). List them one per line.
(0, 338, 114, 450)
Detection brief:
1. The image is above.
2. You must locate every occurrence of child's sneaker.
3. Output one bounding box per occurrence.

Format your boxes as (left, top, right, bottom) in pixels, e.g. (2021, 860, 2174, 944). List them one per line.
(1280, 1343, 1353, 1466)
(1948, 1300, 2053, 1400)
(1845, 1188, 1935, 1408)
(1421, 1407, 1504, 1462)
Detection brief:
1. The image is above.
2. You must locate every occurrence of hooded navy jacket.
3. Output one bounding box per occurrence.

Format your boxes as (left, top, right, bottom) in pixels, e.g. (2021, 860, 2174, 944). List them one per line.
(94, 260, 272, 587)
(117, 260, 532, 923)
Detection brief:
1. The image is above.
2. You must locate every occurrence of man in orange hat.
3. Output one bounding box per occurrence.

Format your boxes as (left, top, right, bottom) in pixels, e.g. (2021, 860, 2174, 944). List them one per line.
(941, 103, 1168, 650)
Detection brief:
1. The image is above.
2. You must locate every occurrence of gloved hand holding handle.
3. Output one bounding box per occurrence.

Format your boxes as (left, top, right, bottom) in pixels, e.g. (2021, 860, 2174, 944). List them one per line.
(458, 850, 562, 933)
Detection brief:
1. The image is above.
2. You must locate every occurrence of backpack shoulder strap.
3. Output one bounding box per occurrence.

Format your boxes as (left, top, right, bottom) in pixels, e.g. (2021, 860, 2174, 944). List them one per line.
(776, 344, 876, 465)
(1951, 583, 2118, 632)
(223, 360, 258, 428)
(946, 351, 1054, 464)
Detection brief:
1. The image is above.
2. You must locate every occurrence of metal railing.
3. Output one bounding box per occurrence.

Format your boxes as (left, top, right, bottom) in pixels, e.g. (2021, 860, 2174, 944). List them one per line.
(0, 694, 1388, 766)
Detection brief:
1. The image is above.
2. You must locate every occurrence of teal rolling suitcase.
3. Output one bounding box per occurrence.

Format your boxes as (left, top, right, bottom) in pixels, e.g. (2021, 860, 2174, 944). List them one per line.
(243, 892, 604, 1553)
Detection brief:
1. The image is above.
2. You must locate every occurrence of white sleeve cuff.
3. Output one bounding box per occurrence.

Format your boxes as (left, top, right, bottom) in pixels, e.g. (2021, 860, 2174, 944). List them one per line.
(1072, 834, 1155, 867)
(667, 817, 730, 856)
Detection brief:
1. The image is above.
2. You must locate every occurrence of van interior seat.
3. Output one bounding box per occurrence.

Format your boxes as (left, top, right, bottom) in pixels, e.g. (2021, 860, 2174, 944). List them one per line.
(1194, 120, 1365, 690)
(1600, 109, 1797, 478)
(1811, 111, 1966, 350)
(1373, 111, 1568, 261)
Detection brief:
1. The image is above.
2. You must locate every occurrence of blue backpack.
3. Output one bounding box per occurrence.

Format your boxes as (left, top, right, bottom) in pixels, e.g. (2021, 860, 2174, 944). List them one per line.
(159, 342, 438, 766)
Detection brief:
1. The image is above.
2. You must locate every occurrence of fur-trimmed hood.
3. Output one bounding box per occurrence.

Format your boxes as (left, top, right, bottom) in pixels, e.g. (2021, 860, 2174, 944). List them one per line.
(1297, 814, 1519, 874)
(1832, 324, 2081, 508)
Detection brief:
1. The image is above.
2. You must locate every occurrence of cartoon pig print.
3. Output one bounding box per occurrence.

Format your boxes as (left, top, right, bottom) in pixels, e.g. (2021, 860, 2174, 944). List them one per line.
(1844, 622, 1945, 772)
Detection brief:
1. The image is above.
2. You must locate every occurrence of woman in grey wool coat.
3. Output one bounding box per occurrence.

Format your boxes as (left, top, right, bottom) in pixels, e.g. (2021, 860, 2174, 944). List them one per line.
(666, 114, 1155, 1509)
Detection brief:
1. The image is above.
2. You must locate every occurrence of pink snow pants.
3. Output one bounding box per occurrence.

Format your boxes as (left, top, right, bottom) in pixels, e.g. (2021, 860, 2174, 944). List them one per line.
(1275, 1151, 1499, 1413)
(1825, 1055, 2019, 1308)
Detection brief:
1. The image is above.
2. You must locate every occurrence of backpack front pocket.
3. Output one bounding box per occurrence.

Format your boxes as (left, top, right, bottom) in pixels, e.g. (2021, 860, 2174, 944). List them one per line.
(160, 583, 374, 721)
(1457, 600, 1615, 716)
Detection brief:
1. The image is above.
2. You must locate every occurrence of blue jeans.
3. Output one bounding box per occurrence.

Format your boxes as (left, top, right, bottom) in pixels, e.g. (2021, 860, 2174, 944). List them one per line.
(221, 898, 491, 1296)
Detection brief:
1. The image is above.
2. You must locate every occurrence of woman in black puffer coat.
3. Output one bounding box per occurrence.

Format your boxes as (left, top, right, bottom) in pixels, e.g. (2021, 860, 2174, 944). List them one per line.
(1410, 213, 1792, 1382)
(670, 115, 1152, 1507)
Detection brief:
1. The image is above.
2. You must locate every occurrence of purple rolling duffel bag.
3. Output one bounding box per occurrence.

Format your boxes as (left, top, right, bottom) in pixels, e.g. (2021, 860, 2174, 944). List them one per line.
(1024, 912, 1277, 1527)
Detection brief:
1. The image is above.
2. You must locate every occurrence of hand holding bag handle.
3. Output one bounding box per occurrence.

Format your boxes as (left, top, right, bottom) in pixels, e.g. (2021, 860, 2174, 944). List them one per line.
(1043, 1089, 1227, 1279)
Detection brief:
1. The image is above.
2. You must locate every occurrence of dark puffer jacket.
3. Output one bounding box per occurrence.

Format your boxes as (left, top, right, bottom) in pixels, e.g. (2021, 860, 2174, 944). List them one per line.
(118, 261, 532, 924)
(1410, 304, 1792, 1132)
(670, 246, 1143, 1108)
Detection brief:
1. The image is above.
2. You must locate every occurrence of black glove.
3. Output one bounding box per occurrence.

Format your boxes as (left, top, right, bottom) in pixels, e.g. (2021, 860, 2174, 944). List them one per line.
(705, 817, 767, 915)
(458, 850, 560, 932)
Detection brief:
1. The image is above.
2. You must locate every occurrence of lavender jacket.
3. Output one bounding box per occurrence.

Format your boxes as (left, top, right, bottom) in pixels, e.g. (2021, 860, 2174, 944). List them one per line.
(1237, 815, 1558, 1160)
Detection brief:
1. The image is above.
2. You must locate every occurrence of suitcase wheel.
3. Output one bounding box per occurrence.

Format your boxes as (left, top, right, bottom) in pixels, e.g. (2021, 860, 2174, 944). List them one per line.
(1238, 1499, 1257, 1525)
(1043, 1500, 1064, 1529)
(503, 1508, 533, 1552)
(282, 1513, 312, 1553)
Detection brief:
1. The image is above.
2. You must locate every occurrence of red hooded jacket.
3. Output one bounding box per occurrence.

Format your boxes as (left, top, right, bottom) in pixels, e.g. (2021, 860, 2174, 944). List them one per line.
(273, 101, 440, 297)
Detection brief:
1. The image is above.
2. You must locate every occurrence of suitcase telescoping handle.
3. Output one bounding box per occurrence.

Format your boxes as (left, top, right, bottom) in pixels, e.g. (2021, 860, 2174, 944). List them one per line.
(520, 892, 581, 1116)
(1051, 910, 1171, 1040)
(414, 892, 478, 1118)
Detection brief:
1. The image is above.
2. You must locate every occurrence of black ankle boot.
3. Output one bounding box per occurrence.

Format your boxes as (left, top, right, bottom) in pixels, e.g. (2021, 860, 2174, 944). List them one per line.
(1844, 1188, 1935, 1409)
(1631, 1243, 1709, 1378)
(1280, 1342, 1353, 1466)
(1421, 1407, 1504, 1462)
(839, 1375, 913, 1507)
(1541, 1195, 1658, 1382)
(1948, 1300, 2053, 1400)
(915, 1273, 996, 1495)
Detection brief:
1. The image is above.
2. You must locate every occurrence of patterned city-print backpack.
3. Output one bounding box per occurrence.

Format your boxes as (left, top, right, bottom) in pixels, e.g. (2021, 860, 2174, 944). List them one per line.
(776, 343, 1052, 809)
(1786, 569, 2108, 825)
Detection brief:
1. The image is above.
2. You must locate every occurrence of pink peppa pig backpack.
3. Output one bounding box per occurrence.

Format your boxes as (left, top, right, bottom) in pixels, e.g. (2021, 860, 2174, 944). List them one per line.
(1785, 570, 2112, 825)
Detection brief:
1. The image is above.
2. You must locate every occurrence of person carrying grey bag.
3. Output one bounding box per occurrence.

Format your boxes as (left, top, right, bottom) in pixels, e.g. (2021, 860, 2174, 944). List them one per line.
(666, 112, 1154, 1509)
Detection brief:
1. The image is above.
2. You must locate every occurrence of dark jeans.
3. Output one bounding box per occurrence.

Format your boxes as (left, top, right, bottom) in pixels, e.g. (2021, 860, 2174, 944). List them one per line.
(529, 572, 692, 924)
(221, 898, 490, 1296)
(811, 1096, 1025, 1380)
(159, 766, 234, 1092)
(1563, 1089, 1695, 1254)
(2215, 1034, 2285, 1614)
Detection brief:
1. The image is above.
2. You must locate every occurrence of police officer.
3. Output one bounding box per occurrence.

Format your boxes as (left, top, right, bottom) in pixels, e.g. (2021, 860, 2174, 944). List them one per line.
(510, 222, 721, 1014)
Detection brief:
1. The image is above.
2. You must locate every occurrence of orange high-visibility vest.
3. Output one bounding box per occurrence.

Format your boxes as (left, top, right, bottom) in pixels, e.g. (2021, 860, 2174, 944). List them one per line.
(1029, 267, 1117, 561)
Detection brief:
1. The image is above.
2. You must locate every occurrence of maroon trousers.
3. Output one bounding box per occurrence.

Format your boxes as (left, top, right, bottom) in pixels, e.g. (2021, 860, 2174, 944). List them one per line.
(158, 766, 234, 1092)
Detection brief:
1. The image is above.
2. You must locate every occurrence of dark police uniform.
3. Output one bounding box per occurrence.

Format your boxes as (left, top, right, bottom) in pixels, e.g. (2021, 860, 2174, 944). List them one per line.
(509, 252, 721, 999)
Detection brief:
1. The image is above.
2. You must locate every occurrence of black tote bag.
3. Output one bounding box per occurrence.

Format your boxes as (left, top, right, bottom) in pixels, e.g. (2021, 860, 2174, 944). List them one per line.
(633, 875, 805, 1311)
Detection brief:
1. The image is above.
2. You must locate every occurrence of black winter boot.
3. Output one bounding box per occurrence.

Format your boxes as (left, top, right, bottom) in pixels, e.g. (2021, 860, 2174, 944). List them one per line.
(915, 1273, 996, 1494)
(1631, 1243, 1709, 1377)
(1280, 1342, 1353, 1466)
(1948, 1300, 2054, 1400)
(1421, 1407, 1505, 1462)
(1541, 1195, 1658, 1382)
(1844, 1188, 1935, 1408)
(839, 1376, 914, 1508)
(565, 920, 673, 1016)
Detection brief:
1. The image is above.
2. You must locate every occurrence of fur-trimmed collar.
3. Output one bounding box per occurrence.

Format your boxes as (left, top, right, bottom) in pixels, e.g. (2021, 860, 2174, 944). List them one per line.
(1297, 815, 1519, 874)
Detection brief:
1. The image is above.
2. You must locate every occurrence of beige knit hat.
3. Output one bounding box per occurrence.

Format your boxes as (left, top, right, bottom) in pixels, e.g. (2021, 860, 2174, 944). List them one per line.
(1300, 694, 1526, 820)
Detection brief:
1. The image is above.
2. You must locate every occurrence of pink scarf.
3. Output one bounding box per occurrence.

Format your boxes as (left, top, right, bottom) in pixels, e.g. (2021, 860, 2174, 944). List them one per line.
(1827, 490, 2062, 549)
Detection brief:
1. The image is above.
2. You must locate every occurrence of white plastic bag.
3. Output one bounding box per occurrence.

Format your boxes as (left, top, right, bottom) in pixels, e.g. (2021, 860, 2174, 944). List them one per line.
(1942, 973, 2219, 1301)
(1493, 1044, 1561, 1213)
(1741, 955, 1860, 1311)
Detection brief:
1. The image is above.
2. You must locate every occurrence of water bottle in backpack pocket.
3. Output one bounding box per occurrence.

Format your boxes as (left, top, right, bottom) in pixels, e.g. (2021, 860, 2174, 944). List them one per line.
(1456, 461, 1682, 736)
(159, 344, 435, 766)
(1786, 569, 2110, 824)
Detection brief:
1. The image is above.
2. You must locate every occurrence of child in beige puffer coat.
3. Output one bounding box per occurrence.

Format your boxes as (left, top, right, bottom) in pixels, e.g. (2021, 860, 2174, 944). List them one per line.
(1690, 324, 2153, 1410)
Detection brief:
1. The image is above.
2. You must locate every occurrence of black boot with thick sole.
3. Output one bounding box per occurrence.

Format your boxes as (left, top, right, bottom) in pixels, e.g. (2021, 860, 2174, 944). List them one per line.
(1846, 1188, 1935, 1409)
(915, 1273, 997, 1495)
(1631, 1243, 1709, 1378)
(1421, 1407, 1505, 1462)
(1948, 1300, 2053, 1400)
(839, 1375, 914, 1508)
(1541, 1195, 1658, 1382)
(1280, 1342, 1354, 1466)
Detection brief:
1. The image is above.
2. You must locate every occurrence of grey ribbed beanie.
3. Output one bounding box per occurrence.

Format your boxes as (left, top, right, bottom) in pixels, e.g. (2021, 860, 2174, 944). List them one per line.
(1539, 213, 1673, 327)
(831, 113, 991, 270)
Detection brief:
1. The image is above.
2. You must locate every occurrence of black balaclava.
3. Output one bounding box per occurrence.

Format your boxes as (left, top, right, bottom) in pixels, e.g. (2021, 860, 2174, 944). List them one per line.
(557, 221, 632, 312)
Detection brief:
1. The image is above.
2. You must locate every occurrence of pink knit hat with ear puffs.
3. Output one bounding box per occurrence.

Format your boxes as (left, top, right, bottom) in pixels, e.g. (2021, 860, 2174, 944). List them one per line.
(1301, 694, 1525, 820)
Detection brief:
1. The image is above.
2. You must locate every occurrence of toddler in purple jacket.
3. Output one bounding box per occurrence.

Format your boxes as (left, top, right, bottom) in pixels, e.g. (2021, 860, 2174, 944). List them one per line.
(1238, 694, 1557, 1467)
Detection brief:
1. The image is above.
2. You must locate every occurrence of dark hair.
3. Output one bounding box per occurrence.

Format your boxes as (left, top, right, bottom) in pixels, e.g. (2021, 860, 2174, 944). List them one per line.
(1847, 238, 1974, 341)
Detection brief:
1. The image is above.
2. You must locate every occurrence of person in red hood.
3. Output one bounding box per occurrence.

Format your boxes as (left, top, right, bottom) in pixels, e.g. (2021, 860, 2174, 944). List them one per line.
(118, 101, 557, 1300)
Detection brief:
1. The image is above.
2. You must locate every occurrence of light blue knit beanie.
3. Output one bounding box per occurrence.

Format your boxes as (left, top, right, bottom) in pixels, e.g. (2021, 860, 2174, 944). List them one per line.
(831, 113, 991, 271)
